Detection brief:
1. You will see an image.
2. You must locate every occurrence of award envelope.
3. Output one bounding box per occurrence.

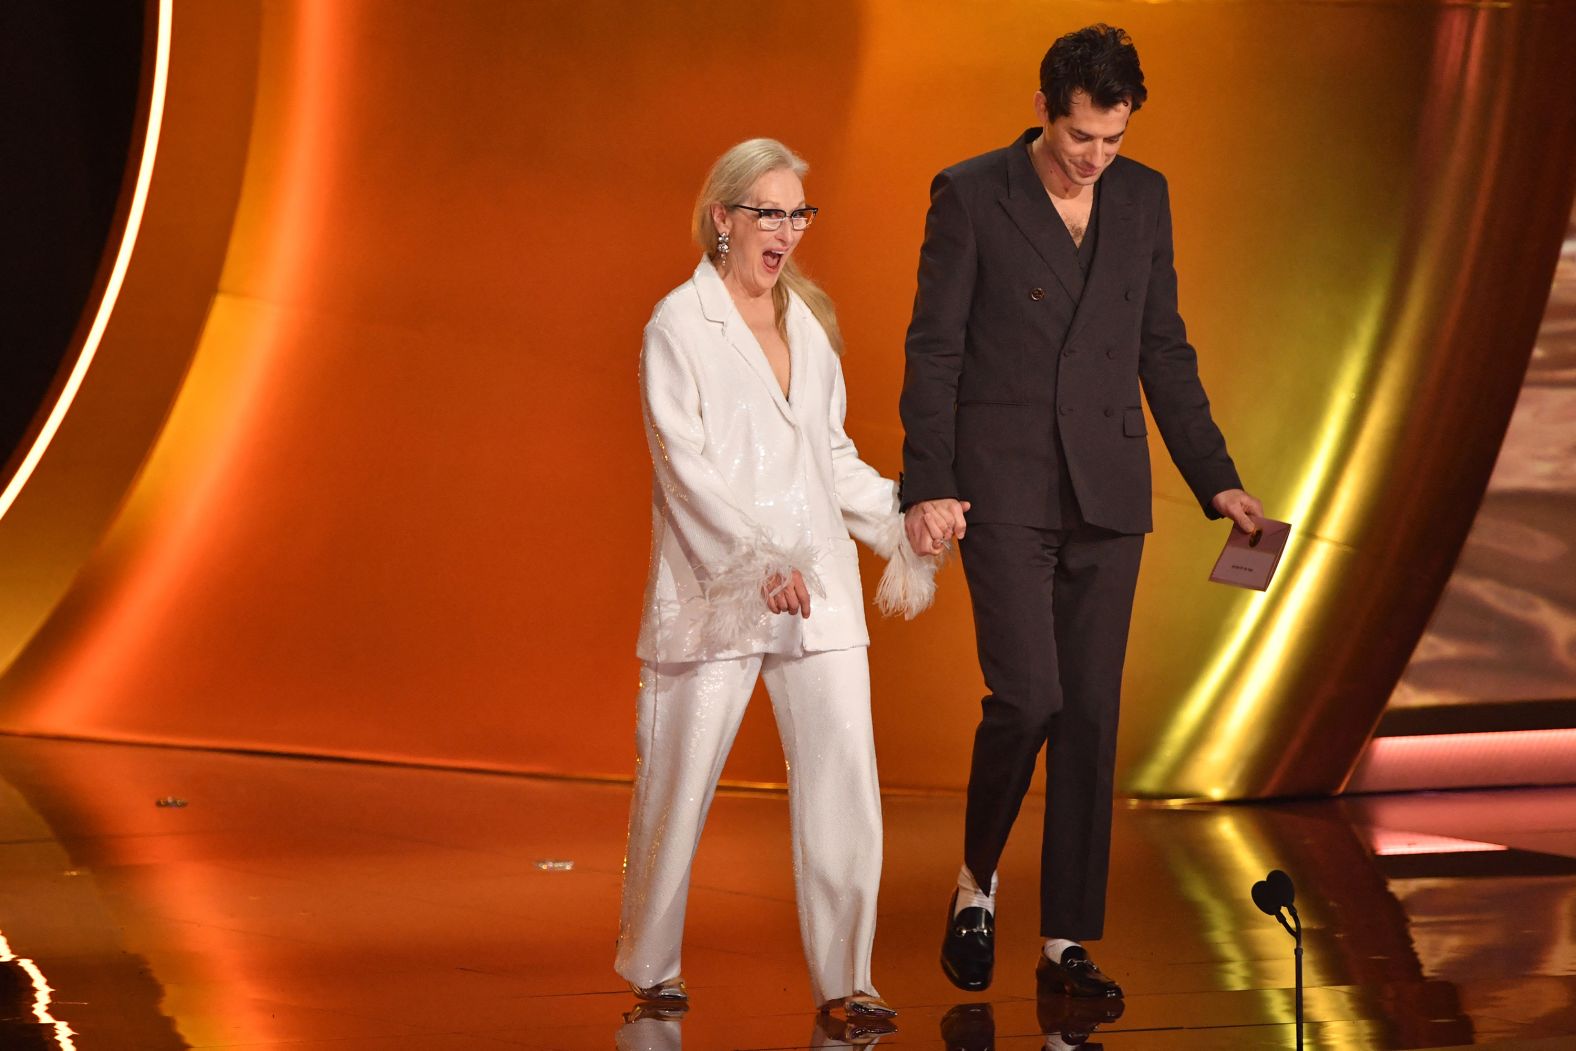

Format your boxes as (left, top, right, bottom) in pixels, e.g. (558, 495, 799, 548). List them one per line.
(1209, 516, 1291, 591)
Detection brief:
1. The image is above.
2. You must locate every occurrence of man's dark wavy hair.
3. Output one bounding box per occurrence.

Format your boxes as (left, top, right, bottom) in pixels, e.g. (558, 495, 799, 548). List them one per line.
(1039, 24, 1147, 119)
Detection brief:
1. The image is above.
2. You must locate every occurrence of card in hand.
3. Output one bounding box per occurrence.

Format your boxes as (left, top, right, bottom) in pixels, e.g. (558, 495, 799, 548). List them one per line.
(1208, 516, 1291, 591)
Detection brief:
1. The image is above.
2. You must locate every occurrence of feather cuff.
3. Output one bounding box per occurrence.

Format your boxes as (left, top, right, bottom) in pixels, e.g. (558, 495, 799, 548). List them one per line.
(872, 515, 942, 620)
(699, 534, 824, 651)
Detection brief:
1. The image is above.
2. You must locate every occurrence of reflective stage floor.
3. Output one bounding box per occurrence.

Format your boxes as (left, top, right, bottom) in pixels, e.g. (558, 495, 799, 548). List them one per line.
(0, 736, 1571, 1049)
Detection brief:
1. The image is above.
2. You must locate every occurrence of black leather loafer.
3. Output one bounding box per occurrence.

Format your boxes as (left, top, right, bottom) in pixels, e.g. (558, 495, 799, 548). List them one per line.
(941, 890, 995, 991)
(1035, 945, 1123, 999)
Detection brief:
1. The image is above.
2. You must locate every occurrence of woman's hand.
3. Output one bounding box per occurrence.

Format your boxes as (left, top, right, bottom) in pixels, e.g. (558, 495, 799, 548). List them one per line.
(764, 570, 812, 618)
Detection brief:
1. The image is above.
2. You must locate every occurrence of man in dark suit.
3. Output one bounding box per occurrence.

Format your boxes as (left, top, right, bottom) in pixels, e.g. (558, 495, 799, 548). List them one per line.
(899, 25, 1261, 998)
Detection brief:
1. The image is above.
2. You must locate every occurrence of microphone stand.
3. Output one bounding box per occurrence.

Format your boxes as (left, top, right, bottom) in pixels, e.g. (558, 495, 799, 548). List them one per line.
(1274, 904, 1304, 1050)
(1253, 869, 1304, 1050)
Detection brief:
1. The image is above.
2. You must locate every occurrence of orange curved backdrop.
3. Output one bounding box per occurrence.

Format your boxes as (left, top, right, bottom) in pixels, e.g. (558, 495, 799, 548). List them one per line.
(1, 1, 1573, 797)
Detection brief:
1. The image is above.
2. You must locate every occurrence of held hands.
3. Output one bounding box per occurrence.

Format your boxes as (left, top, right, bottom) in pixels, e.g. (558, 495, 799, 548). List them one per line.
(764, 570, 812, 618)
(904, 498, 971, 557)
(1212, 488, 1264, 533)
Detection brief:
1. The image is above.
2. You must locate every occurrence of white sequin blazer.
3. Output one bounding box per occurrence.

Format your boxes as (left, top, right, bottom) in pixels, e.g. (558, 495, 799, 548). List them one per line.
(637, 257, 937, 664)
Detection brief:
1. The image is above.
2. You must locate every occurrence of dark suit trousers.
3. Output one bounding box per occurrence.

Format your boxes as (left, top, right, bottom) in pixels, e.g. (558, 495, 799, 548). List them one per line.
(958, 520, 1144, 941)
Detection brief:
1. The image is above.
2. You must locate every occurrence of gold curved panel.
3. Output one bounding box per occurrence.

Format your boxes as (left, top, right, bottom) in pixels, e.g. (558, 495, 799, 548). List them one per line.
(1124, 3, 1576, 798)
(0, 2, 1572, 800)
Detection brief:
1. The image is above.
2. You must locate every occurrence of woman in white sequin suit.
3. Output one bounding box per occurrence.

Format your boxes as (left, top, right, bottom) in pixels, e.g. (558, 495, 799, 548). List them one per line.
(615, 139, 937, 1018)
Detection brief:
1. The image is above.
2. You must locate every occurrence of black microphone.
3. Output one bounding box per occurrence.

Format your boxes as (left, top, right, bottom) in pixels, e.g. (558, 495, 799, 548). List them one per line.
(1251, 868, 1294, 915)
(1252, 868, 1301, 942)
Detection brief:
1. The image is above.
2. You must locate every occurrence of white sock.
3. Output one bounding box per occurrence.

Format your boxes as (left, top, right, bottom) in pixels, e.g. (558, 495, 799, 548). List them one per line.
(1043, 1036, 1074, 1051)
(1042, 937, 1080, 962)
(954, 865, 997, 915)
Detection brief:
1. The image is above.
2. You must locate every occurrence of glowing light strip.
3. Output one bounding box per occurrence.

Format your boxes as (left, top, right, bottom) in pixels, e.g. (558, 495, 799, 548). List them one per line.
(0, 0, 172, 525)
(1350, 728, 1576, 793)
(1369, 828, 1509, 857)
(0, 930, 78, 1050)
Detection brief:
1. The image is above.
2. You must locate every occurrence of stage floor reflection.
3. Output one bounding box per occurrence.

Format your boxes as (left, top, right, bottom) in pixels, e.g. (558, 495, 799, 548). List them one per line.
(0, 735, 1570, 1049)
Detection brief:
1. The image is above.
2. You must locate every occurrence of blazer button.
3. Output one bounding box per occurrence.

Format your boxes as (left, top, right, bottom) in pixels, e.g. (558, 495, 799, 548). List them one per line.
(1106, 347, 1117, 358)
(1104, 407, 1115, 417)
(1059, 405, 1072, 416)
(1030, 287, 1045, 301)
(1124, 288, 1135, 301)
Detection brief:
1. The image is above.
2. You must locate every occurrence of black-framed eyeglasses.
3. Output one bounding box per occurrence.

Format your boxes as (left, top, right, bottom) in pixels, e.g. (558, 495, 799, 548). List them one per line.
(729, 204, 819, 231)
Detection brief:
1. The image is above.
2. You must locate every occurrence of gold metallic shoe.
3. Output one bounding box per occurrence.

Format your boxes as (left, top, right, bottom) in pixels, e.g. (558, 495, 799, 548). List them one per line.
(629, 976, 689, 1005)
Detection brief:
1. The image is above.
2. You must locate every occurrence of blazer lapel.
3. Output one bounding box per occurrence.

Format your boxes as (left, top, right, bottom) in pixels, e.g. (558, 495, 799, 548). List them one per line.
(784, 300, 810, 416)
(998, 129, 1084, 306)
(1066, 160, 1136, 347)
(692, 257, 797, 424)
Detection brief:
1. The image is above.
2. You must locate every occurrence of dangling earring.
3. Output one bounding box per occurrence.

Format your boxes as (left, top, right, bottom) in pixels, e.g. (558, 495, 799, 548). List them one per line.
(716, 230, 730, 266)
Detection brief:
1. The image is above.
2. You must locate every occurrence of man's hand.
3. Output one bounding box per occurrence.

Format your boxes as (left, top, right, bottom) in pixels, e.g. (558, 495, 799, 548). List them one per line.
(764, 570, 811, 618)
(1211, 488, 1264, 533)
(904, 498, 971, 556)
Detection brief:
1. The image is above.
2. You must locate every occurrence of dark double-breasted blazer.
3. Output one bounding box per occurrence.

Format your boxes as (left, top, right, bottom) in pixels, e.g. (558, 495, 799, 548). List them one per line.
(900, 129, 1241, 534)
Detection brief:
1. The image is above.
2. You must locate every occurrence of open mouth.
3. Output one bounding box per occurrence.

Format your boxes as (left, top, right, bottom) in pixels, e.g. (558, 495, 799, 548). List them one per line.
(763, 249, 785, 273)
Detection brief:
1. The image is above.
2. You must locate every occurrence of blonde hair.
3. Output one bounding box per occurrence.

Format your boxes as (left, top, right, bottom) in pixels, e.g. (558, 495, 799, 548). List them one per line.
(691, 138, 844, 355)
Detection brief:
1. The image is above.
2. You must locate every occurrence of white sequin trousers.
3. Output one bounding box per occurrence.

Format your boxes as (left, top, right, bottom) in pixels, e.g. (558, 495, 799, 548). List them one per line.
(614, 647, 883, 1008)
